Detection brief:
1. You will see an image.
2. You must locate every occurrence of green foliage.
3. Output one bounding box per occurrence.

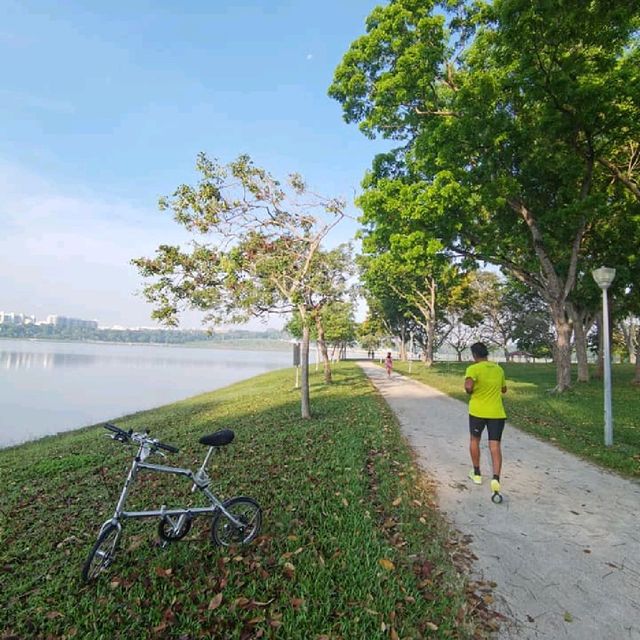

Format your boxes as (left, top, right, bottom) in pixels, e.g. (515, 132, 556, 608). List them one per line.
(133, 154, 350, 327)
(288, 301, 358, 345)
(0, 364, 489, 639)
(330, 0, 640, 389)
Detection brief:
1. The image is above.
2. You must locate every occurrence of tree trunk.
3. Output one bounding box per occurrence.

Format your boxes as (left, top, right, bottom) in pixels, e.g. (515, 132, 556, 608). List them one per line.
(550, 305, 573, 392)
(620, 320, 637, 364)
(634, 327, 640, 385)
(504, 348, 511, 362)
(315, 317, 332, 383)
(398, 325, 407, 361)
(300, 323, 311, 419)
(571, 312, 590, 383)
(424, 321, 434, 366)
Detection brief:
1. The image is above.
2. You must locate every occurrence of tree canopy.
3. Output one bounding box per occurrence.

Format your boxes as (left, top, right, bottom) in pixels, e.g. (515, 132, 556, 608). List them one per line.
(330, 0, 640, 390)
(134, 154, 352, 417)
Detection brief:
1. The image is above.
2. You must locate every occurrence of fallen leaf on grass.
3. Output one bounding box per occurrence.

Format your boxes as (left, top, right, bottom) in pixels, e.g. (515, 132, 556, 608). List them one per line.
(155, 567, 172, 578)
(233, 597, 252, 609)
(152, 622, 167, 634)
(55, 535, 79, 549)
(282, 562, 296, 579)
(379, 558, 395, 571)
(253, 599, 275, 607)
(208, 593, 223, 610)
(419, 560, 434, 579)
(290, 597, 305, 609)
(425, 621, 439, 631)
(45, 611, 64, 620)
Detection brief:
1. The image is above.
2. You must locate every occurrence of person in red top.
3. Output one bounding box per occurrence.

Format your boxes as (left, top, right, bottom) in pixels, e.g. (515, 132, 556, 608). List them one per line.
(385, 352, 393, 377)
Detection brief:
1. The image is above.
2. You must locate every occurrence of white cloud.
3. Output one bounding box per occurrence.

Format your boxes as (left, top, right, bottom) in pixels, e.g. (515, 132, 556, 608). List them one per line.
(306, 53, 313, 60)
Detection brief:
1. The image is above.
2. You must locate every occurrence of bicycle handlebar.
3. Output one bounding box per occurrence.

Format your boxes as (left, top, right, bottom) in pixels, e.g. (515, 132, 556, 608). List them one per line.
(102, 423, 179, 454)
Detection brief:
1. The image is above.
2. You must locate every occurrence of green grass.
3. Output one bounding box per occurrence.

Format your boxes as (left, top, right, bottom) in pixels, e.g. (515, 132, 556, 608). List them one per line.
(0, 363, 493, 640)
(393, 361, 640, 479)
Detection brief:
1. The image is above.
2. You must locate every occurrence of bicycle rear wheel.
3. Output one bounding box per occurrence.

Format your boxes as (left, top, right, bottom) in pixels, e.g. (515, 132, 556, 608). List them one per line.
(82, 523, 121, 582)
(211, 497, 262, 547)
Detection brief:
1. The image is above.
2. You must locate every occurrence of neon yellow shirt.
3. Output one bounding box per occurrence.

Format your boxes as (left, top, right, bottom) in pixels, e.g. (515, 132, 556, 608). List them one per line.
(465, 360, 506, 419)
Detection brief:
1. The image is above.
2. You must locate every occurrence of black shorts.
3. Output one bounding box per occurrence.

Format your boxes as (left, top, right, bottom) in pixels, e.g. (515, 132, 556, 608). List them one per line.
(469, 415, 505, 441)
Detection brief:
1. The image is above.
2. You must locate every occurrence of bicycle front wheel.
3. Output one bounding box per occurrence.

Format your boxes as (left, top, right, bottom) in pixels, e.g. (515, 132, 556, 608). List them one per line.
(211, 497, 262, 547)
(82, 523, 121, 582)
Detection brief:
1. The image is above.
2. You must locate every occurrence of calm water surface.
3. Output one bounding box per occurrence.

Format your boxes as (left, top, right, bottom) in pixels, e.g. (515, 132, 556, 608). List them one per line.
(0, 339, 290, 448)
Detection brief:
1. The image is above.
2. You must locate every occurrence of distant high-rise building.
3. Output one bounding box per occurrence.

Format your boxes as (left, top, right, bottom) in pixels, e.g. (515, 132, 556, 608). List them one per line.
(0, 311, 99, 329)
(0, 312, 24, 325)
(46, 315, 98, 330)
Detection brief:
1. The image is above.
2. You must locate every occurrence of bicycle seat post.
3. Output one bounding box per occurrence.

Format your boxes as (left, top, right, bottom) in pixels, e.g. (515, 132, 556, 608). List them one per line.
(191, 446, 215, 492)
(203, 445, 215, 469)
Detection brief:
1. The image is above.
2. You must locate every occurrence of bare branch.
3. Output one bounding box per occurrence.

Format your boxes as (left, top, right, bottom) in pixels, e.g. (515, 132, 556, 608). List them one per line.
(414, 107, 458, 117)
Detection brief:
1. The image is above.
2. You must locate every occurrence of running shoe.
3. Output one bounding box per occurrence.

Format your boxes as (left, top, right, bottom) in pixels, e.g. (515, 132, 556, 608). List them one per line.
(468, 470, 482, 485)
(490, 479, 501, 493)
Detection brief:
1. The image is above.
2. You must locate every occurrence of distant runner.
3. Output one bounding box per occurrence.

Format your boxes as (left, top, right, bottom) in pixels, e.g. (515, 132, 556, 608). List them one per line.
(385, 352, 393, 378)
(464, 342, 507, 496)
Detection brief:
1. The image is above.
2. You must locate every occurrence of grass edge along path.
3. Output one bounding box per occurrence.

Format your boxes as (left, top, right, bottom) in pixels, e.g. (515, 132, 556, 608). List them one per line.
(391, 360, 640, 480)
(0, 363, 497, 640)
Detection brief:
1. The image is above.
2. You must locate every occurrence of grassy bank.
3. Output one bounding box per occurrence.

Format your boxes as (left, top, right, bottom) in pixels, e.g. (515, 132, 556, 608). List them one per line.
(0, 363, 494, 640)
(392, 361, 640, 478)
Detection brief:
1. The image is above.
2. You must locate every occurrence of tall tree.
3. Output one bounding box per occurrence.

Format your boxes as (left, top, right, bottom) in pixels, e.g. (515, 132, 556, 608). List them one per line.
(286, 294, 357, 383)
(330, 0, 640, 391)
(468, 272, 517, 361)
(133, 153, 348, 418)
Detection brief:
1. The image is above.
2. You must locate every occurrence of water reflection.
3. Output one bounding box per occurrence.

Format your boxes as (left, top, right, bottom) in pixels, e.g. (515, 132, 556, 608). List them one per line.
(0, 349, 278, 370)
(0, 351, 97, 369)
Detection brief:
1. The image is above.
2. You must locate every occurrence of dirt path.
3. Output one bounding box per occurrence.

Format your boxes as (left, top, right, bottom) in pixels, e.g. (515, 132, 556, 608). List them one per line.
(359, 361, 640, 640)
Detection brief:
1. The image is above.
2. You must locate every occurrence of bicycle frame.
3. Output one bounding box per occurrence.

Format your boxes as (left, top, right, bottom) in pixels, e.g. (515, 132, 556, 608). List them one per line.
(99, 440, 243, 535)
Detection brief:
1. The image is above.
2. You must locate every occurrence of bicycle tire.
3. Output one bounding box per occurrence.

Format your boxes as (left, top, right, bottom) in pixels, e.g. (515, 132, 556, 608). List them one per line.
(211, 497, 262, 547)
(82, 523, 121, 582)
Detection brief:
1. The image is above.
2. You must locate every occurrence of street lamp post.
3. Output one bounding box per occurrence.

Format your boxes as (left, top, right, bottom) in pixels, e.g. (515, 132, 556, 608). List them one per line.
(592, 266, 616, 447)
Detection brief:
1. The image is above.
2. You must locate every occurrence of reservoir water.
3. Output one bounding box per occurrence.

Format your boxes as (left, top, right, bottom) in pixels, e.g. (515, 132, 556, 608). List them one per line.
(0, 339, 291, 448)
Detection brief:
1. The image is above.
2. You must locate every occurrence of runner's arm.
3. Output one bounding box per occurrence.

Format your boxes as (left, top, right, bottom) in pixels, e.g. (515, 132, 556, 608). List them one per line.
(464, 377, 474, 394)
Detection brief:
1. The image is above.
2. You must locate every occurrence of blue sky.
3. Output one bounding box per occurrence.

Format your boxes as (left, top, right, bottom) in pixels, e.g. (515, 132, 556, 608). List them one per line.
(1, 0, 386, 328)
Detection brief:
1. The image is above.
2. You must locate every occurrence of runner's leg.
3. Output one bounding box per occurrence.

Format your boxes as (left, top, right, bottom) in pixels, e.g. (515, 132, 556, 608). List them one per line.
(469, 435, 481, 470)
(488, 440, 502, 478)
(487, 419, 505, 479)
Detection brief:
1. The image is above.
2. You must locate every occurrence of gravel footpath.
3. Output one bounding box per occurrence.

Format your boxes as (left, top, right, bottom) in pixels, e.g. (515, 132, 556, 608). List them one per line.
(359, 361, 640, 640)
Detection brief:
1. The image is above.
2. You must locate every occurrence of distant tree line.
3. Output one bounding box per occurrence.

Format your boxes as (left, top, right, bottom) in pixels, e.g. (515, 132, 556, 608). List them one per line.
(0, 323, 288, 344)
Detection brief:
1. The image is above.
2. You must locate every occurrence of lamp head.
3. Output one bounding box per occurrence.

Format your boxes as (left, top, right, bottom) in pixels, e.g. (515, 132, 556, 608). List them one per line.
(592, 266, 616, 289)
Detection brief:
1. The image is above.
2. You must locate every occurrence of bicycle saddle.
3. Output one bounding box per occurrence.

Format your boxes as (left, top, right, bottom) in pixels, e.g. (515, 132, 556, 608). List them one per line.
(199, 429, 235, 447)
